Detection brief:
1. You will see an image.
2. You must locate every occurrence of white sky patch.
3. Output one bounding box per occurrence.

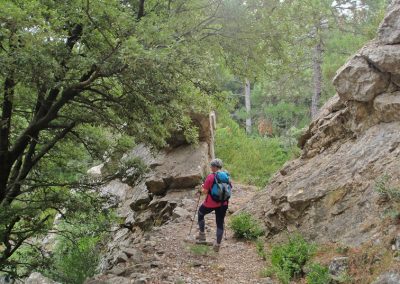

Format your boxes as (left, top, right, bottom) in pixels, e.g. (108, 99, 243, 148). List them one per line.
(332, 0, 368, 17)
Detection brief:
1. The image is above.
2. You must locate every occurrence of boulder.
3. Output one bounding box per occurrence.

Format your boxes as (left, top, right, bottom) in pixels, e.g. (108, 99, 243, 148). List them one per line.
(362, 44, 400, 75)
(374, 92, 400, 122)
(378, 0, 400, 44)
(145, 177, 167, 195)
(101, 180, 132, 205)
(87, 163, 104, 177)
(333, 55, 389, 102)
(115, 252, 129, 264)
(129, 183, 151, 212)
(172, 206, 191, 220)
(144, 142, 208, 195)
(25, 273, 60, 284)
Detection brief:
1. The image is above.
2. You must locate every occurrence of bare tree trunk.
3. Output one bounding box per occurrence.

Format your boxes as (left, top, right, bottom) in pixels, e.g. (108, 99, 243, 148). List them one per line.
(245, 78, 252, 134)
(209, 111, 216, 159)
(311, 42, 322, 119)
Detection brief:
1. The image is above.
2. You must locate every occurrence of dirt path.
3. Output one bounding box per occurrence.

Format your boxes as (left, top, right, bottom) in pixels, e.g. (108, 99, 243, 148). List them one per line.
(143, 184, 270, 284)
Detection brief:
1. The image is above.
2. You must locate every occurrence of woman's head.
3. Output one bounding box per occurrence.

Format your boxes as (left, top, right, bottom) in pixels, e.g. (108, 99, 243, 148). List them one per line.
(210, 158, 223, 172)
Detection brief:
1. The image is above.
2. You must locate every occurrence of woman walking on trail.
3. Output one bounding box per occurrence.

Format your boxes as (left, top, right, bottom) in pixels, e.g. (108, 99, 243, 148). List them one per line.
(196, 158, 232, 252)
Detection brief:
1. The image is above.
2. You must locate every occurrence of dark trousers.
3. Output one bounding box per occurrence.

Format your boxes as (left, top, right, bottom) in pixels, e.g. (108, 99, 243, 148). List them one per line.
(198, 204, 228, 244)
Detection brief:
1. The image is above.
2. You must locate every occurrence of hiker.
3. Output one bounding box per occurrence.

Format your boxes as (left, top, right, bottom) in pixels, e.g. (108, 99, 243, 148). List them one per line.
(196, 158, 232, 252)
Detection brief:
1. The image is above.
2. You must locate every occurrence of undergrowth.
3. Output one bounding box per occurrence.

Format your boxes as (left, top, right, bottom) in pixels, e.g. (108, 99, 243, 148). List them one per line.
(229, 212, 264, 240)
(188, 244, 213, 256)
(215, 109, 298, 187)
(306, 263, 331, 284)
(264, 234, 316, 284)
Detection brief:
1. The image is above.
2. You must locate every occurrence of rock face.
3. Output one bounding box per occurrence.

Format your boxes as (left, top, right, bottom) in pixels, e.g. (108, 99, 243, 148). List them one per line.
(90, 113, 213, 275)
(245, 1, 400, 248)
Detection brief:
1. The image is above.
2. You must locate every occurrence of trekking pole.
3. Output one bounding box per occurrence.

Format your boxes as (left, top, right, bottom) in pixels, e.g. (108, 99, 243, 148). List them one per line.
(188, 190, 201, 238)
(224, 220, 228, 240)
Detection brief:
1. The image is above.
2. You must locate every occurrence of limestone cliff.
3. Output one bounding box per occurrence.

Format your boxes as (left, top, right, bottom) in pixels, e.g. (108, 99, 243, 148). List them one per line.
(246, 1, 400, 247)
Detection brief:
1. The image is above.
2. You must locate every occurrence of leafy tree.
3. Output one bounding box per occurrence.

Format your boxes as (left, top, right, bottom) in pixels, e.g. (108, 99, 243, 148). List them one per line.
(0, 0, 225, 276)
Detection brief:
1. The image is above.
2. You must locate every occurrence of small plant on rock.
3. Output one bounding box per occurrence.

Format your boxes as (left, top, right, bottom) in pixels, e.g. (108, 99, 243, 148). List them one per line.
(374, 174, 400, 223)
(306, 263, 331, 284)
(374, 174, 400, 202)
(229, 212, 264, 240)
(256, 237, 267, 260)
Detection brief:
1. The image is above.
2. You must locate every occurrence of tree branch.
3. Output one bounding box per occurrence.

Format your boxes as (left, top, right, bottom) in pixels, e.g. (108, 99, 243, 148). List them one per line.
(2, 123, 75, 206)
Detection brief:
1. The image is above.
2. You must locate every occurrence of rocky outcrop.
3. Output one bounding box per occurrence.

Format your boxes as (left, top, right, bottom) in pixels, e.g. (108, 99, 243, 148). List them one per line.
(89, 113, 214, 278)
(246, 0, 400, 249)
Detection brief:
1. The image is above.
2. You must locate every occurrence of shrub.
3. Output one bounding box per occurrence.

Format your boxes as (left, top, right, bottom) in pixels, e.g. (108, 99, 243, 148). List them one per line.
(306, 263, 331, 284)
(270, 234, 316, 282)
(229, 212, 264, 240)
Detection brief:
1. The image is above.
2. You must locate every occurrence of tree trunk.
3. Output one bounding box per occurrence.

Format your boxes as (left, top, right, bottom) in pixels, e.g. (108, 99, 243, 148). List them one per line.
(311, 42, 322, 119)
(0, 76, 15, 201)
(138, 0, 145, 20)
(244, 78, 252, 134)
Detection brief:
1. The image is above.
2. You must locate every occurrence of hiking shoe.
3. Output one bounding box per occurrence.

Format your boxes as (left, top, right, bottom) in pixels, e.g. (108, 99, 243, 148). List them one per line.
(195, 232, 206, 242)
(213, 242, 220, 252)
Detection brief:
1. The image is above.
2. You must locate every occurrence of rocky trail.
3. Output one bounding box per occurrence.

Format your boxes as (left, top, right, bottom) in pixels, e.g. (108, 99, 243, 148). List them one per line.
(90, 183, 270, 284)
(139, 183, 267, 284)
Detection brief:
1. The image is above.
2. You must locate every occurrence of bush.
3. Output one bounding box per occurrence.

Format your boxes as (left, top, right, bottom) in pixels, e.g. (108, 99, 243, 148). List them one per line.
(306, 263, 331, 284)
(270, 234, 316, 283)
(229, 212, 264, 240)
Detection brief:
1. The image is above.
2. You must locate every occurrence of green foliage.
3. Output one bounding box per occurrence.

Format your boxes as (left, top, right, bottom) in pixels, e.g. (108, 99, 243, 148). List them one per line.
(42, 209, 116, 284)
(229, 212, 264, 240)
(103, 155, 149, 186)
(0, 0, 226, 274)
(215, 109, 295, 186)
(260, 267, 274, 278)
(47, 236, 100, 284)
(270, 234, 316, 283)
(306, 263, 331, 284)
(256, 237, 267, 260)
(264, 102, 310, 136)
(336, 272, 353, 283)
(374, 175, 400, 222)
(188, 244, 213, 256)
(374, 174, 400, 202)
(3, 191, 115, 279)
